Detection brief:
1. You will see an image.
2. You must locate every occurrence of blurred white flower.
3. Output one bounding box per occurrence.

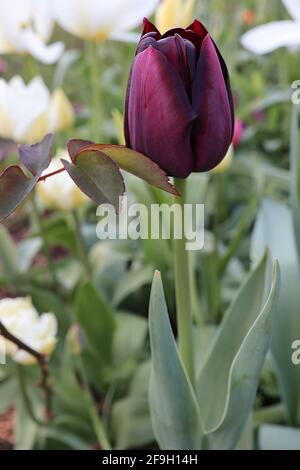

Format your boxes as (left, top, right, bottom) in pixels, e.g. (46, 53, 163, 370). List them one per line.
(0, 0, 64, 64)
(0, 297, 57, 365)
(156, 0, 196, 34)
(53, 0, 160, 43)
(37, 150, 89, 211)
(241, 0, 300, 54)
(0, 76, 75, 144)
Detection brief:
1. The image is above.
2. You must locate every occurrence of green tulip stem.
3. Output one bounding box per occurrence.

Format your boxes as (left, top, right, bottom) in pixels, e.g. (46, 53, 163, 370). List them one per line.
(76, 356, 111, 450)
(87, 40, 102, 141)
(30, 193, 59, 289)
(174, 178, 196, 388)
(16, 364, 46, 427)
(71, 210, 91, 281)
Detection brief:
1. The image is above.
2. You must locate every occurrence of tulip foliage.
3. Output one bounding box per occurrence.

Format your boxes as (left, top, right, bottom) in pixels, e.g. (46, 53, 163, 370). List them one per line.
(149, 253, 279, 450)
(0, 136, 178, 222)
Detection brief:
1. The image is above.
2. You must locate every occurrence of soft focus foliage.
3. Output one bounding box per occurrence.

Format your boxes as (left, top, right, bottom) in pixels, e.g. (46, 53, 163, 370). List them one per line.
(0, 0, 299, 452)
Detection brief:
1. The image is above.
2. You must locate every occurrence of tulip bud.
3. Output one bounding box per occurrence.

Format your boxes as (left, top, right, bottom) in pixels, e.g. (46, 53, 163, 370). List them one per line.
(125, 19, 234, 178)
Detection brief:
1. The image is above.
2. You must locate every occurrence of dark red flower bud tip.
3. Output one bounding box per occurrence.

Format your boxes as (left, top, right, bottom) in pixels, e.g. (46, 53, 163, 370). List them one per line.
(187, 20, 208, 38)
(142, 18, 160, 37)
(125, 18, 234, 178)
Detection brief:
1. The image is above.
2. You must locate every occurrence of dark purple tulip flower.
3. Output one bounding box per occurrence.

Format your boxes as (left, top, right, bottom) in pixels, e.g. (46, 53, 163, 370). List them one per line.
(125, 19, 234, 178)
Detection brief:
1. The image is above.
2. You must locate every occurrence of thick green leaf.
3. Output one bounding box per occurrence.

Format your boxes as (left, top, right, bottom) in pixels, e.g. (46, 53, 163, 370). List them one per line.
(113, 312, 147, 365)
(0, 134, 53, 221)
(14, 397, 39, 450)
(68, 140, 179, 196)
(259, 425, 300, 450)
(149, 271, 203, 450)
(111, 362, 153, 450)
(290, 104, 300, 258)
(75, 282, 116, 363)
(198, 252, 279, 449)
(40, 427, 91, 450)
(251, 199, 300, 425)
(0, 379, 18, 414)
(112, 265, 153, 307)
(62, 149, 125, 211)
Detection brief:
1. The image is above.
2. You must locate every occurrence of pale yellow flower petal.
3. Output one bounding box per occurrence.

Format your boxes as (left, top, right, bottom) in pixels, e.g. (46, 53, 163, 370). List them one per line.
(49, 88, 75, 133)
(213, 145, 234, 174)
(37, 152, 88, 211)
(21, 111, 49, 144)
(156, 0, 195, 34)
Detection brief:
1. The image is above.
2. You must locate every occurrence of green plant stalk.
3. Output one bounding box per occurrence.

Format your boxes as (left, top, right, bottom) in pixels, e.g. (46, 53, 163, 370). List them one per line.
(71, 210, 91, 281)
(30, 194, 59, 289)
(86, 41, 102, 141)
(219, 199, 257, 276)
(174, 178, 195, 388)
(76, 357, 111, 450)
(253, 404, 286, 427)
(16, 365, 45, 427)
(25, 55, 39, 82)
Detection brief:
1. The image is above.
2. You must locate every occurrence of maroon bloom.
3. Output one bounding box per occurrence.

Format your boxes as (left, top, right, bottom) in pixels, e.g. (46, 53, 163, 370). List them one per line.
(125, 19, 234, 178)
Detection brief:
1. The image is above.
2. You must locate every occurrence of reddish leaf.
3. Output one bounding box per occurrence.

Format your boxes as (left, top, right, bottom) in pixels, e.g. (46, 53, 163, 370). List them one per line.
(62, 149, 125, 210)
(0, 135, 53, 221)
(19, 134, 53, 176)
(68, 140, 179, 196)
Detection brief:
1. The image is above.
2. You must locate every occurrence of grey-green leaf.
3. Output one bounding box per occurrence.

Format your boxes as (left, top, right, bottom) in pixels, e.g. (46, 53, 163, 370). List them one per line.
(197, 252, 279, 449)
(290, 104, 300, 259)
(259, 425, 300, 450)
(251, 199, 300, 425)
(149, 271, 203, 450)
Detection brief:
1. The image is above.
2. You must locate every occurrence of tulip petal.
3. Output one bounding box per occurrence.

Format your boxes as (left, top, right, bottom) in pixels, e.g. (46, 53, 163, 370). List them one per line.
(241, 21, 300, 55)
(113, 0, 160, 33)
(33, 0, 55, 42)
(157, 34, 196, 94)
(283, 0, 300, 23)
(125, 46, 196, 177)
(23, 29, 64, 64)
(192, 35, 233, 171)
(161, 27, 203, 52)
(109, 31, 140, 43)
(187, 19, 208, 38)
(142, 18, 161, 37)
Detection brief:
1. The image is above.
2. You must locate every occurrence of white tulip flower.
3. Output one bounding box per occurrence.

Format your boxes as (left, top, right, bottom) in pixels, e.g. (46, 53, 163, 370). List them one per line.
(0, 297, 57, 365)
(53, 0, 160, 43)
(0, 0, 64, 64)
(156, 0, 196, 34)
(241, 0, 300, 55)
(37, 150, 89, 211)
(0, 76, 75, 144)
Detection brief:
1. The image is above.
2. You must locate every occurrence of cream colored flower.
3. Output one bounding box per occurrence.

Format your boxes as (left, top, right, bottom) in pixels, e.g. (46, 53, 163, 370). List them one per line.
(0, 0, 64, 64)
(53, 0, 160, 43)
(156, 0, 196, 34)
(37, 150, 89, 211)
(0, 76, 75, 144)
(0, 297, 57, 365)
(241, 0, 300, 55)
(213, 145, 233, 174)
